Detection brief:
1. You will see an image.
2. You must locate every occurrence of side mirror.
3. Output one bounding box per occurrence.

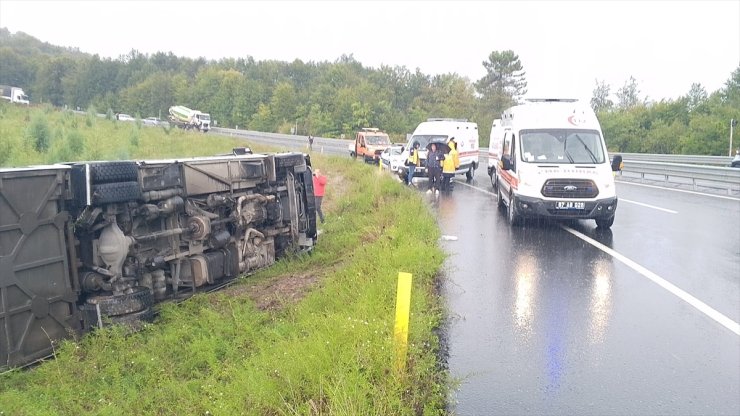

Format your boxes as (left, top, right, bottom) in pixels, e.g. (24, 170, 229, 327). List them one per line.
(611, 155, 623, 172)
(502, 155, 513, 171)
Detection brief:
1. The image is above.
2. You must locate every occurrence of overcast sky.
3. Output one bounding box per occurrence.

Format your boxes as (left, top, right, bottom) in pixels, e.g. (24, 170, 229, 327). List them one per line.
(1, 1, 738, 102)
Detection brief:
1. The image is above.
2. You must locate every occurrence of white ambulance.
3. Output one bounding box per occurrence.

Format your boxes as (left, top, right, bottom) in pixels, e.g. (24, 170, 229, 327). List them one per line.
(398, 118, 480, 182)
(494, 99, 619, 228)
(487, 118, 504, 188)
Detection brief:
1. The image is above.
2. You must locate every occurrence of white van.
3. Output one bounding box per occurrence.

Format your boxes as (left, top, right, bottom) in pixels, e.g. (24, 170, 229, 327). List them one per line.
(487, 118, 504, 188)
(494, 99, 619, 228)
(398, 118, 480, 182)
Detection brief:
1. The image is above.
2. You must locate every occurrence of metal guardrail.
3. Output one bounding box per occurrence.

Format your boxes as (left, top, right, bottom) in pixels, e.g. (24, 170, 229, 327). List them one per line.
(619, 153, 733, 166)
(211, 128, 739, 194)
(478, 149, 734, 166)
(620, 161, 740, 194)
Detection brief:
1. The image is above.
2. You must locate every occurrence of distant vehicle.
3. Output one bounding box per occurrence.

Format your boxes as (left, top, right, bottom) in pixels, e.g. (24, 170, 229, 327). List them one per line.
(168, 105, 210, 132)
(380, 144, 406, 172)
(494, 98, 619, 228)
(142, 117, 162, 126)
(398, 118, 480, 182)
(0, 85, 30, 105)
(731, 152, 740, 168)
(349, 127, 391, 163)
(116, 113, 135, 122)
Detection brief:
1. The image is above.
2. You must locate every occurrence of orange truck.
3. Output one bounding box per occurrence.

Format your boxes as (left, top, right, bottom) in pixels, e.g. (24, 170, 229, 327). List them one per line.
(348, 128, 391, 163)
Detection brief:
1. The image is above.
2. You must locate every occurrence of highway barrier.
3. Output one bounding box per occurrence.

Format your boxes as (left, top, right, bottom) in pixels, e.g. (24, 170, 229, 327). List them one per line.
(208, 127, 739, 194)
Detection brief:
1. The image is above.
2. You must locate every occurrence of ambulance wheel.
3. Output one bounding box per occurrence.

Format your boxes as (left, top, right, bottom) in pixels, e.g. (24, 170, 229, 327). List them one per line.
(595, 216, 615, 229)
(497, 184, 505, 210)
(465, 167, 474, 182)
(490, 171, 497, 190)
(507, 193, 522, 226)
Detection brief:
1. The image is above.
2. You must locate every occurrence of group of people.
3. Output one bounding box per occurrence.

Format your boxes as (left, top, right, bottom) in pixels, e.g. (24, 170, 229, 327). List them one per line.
(405, 137, 460, 195)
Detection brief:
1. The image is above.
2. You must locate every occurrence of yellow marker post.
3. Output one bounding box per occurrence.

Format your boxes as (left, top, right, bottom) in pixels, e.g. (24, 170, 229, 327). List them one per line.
(394, 272, 413, 373)
(378, 159, 383, 173)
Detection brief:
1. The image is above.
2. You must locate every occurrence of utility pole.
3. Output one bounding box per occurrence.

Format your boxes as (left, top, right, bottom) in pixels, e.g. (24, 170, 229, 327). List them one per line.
(731, 119, 737, 157)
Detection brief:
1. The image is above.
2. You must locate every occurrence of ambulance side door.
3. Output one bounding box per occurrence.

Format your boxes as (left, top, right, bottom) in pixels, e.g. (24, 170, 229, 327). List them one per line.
(497, 132, 517, 203)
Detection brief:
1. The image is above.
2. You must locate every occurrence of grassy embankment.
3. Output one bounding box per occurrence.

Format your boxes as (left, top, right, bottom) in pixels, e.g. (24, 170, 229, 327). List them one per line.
(0, 104, 447, 415)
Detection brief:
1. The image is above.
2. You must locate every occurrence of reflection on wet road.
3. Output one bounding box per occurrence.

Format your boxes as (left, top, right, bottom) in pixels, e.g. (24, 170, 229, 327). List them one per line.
(433, 174, 740, 415)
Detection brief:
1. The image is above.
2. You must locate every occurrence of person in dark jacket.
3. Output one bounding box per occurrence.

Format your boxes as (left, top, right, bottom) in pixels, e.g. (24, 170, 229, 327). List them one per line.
(426, 143, 444, 194)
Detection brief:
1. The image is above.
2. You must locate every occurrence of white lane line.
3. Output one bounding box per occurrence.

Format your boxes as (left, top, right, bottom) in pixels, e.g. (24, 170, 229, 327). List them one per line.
(455, 180, 497, 196)
(562, 225, 740, 336)
(460, 180, 740, 336)
(619, 198, 678, 214)
(616, 180, 740, 202)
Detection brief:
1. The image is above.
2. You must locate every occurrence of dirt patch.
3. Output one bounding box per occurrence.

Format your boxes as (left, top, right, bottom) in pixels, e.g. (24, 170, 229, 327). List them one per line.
(224, 273, 320, 311)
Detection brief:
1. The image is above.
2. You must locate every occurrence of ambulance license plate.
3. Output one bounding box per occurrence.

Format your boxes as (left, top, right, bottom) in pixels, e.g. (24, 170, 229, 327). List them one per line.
(555, 201, 585, 210)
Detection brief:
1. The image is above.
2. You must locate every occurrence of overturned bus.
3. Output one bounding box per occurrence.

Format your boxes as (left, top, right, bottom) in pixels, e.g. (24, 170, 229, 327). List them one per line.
(0, 151, 317, 369)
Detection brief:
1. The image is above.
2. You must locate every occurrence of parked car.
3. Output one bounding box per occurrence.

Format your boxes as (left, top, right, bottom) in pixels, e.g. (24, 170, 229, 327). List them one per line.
(116, 113, 135, 122)
(143, 117, 162, 126)
(380, 145, 406, 172)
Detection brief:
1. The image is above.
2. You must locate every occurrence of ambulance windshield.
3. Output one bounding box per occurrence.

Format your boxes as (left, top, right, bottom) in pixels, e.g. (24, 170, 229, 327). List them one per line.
(410, 135, 448, 148)
(520, 129, 605, 164)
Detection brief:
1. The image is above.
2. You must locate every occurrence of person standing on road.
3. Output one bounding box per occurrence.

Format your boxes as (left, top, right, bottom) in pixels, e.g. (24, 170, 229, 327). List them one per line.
(308, 135, 314, 151)
(426, 143, 444, 195)
(312, 168, 327, 224)
(406, 142, 421, 185)
(441, 137, 460, 192)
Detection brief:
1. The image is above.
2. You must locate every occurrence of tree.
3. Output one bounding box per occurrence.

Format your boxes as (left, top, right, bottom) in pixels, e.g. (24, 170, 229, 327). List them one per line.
(34, 56, 76, 106)
(475, 50, 527, 104)
(616, 76, 642, 109)
(590, 79, 613, 113)
(686, 82, 707, 111)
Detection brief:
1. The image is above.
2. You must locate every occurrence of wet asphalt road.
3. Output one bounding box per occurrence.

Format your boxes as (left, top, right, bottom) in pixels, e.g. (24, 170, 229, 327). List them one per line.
(434, 168, 740, 415)
(225, 133, 740, 414)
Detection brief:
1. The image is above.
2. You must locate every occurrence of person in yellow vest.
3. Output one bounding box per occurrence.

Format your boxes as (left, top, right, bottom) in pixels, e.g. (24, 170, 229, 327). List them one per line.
(405, 141, 421, 185)
(441, 137, 460, 192)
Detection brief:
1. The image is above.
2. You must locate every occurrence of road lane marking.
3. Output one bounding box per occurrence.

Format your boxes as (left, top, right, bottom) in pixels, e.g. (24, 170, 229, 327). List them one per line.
(460, 180, 740, 336)
(455, 180, 497, 196)
(562, 225, 740, 336)
(616, 180, 740, 202)
(619, 198, 678, 214)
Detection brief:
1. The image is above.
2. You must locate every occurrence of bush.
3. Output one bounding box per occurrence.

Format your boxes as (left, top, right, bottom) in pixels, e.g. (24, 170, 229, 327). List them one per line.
(106, 108, 114, 121)
(85, 106, 96, 127)
(129, 128, 140, 147)
(26, 114, 52, 152)
(68, 130, 85, 155)
(0, 135, 13, 165)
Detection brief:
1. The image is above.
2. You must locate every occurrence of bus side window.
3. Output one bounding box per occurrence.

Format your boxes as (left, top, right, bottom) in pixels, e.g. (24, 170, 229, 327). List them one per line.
(510, 134, 516, 172)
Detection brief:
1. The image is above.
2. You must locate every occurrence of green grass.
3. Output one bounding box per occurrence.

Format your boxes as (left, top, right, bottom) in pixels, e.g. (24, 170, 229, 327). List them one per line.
(0, 102, 269, 167)
(0, 105, 448, 415)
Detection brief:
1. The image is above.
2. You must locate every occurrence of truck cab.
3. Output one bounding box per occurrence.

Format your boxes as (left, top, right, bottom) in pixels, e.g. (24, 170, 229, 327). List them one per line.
(351, 128, 391, 163)
(195, 112, 211, 132)
(0, 85, 30, 105)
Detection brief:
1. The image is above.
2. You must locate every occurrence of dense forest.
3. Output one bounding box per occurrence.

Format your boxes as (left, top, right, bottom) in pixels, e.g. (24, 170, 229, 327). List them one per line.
(1, 28, 737, 154)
